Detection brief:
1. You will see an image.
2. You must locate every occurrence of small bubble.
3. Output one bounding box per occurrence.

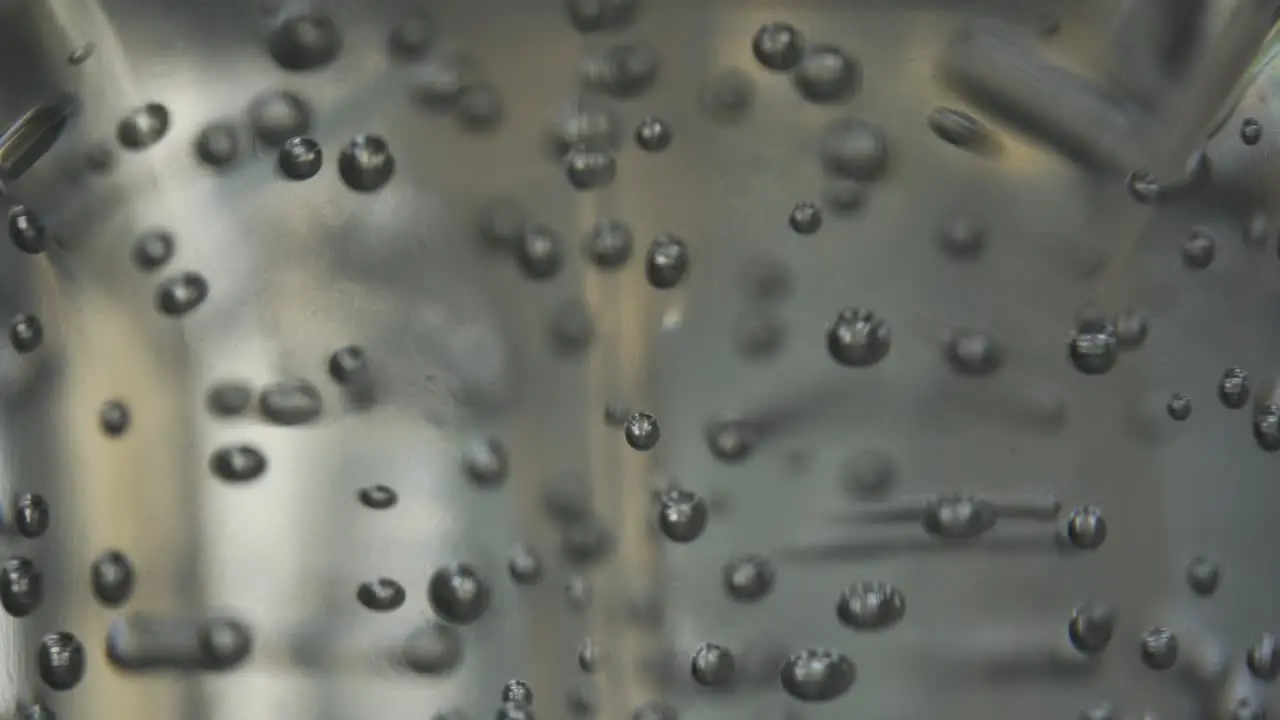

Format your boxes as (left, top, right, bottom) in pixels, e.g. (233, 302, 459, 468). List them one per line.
(476, 198, 529, 253)
(827, 307, 891, 368)
(645, 233, 690, 289)
(548, 299, 595, 355)
(99, 399, 131, 437)
(581, 42, 660, 99)
(722, 555, 775, 602)
(1246, 211, 1273, 248)
(1182, 228, 1216, 269)
(635, 116, 672, 152)
(457, 82, 505, 132)
(820, 117, 888, 181)
(566, 0, 640, 33)
(699, 69, 755, 125)
(624, 411, 660, 450)
(840, 449, 895, 500)
(401, 621, 464, 675)
(822, 178, 866, 215)
(428, 564, 490, 625)
(508, 544, 544, 585)
(1, 557, 43, 617)
(155, 272, 210, 317)
(704, 417, 758, 463)
(67, 43, 95, 65)
(788, 201, 822, 235)
(1068, 319, 1118, 376)
(779, 648, 855, 702)
(1126, 171, 1161, 204)
(584, 218, 633, 270)
(132, 230, 174, 272)
(116, 103, 170, 151)
(1247, 633, 1279, 681)
(357, 578, 406, 612)
(1139, 627, 1178, 670)
(9, 313, 42, 353)
(1166, 393, 1192, 421)
(194, 122, 241, 170)
(37, 632, 85, 691)
(338, 134, 395, 192)
(691, 642, 736, 687)
(357, 484, 398, 510)
(1218, 367, 1251, 409)
(209, 445, 267, 482)
(387, 13, 435, 61)
(503, 680, 534, 705)
(1065, 506, 1106, 550)
(248, 90, 312, 148)
(791, 44, 858, 103)
(578, 637, 605, 673)
(516, 224, 565, 280)
(198, 617, 254, 670)
(927, 106, 987, 149)
(14, 492, 49, 538)
(565, 145, 617, 191)
(752, 22, 804, 71)
(206, 381, 253, 417)
(90, 549, 135, 607)
(836, 581, 906, 630)
(277, 136, 322, 180)
(1114, 311, 1148, 350)
(268, 13, 341, 71)
(1254, 403, 1280, 451)
(327, 344, 369, 386)
(657, 489, 708, 543)
(923, 494, 997, 539)
(412, 53, 482, 111)
(1067, 600, 1116, 654)
(565, 574, 593, 611)
(1185, 555, 1219, 596)
(8, 205, 47, 254)
(548, 95, 620, 156)
(943, 328, 1002, 376)
(258, 379, 323, 425)
(461, 437, 508, 488)
(1241, 117, 1263, 146)
(937, 215, 984, 259)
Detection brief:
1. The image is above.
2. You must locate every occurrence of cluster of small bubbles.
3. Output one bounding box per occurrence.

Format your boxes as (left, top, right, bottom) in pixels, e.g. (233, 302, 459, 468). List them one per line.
(156, 271, 210, 317)
(247, 90, 312, 148)
(8, 205, 47, 254)
(90, 550, 135, 607)
(1218, 367, 1251, 409)
(788, 201, 823, 235)
(1182, 227, 1217, 269)
(207, 381, 253, 417)
(583, 219, 633, 270)
(635, 116, 672, 152)
(840, 448, 895, 500)
(516, 224, 565, 280)
(565, 575, 593, 611)
(731, 311, 786, 360)
(548, 299, 595, 355)
(387, 12, 435, 61)
(698, 69, 755, 125)
(38, 631, 85, 691)
(278, 136, 322, 180)
(209, 445, 267, 482)
(937, 214, 985, 259)
(827, 307, 891, 368)
(428, 563, 490, 624)
(132, 230, 174, 271)
(721, 555, 775, 602)
(820, 117, 888, 181)
(922, 494, 998, 539)
(822, 178, 866, 215)
(1241, 117, 1263, 146)
(624, 411, 660, 450)
(752, 22, 805, 71)
(565, 145, 617, 191)
(258, 379, 323, 426)
(836, 581, 906, 630)
(1, 556, 43, 617)
(461, 437, 508, 488)
(1253, 403, 1280, 451)
(338, 135, 395, 192)
(566, 0, 640, 33)
(357, 484, 398, 510)
(691, 642, 736, 687)
(357, 578, 406, 612)
(943, 328, 1003, 376)
(779, 648, 855, 702)
(581, 42, 660, 99)
(508, 543, 544, 584)
(927, 106, 988, 149)
(268, 12, 341, 71)
(791, 44, 859, 104)
(1067, 318, 1118, 375)
(657, 488, 708, 543)
(1247, 633, 1279, 681)
(98, 399, 131, 437)
(578, 637, 605, 673)
(9, 313, 43, 353)
(503, 679, 534, 705)
(15, 492, 50, 538)
(194, 122, 241, 170)
(1185, 555, 1220, 596)
(1065, 506, 1107, 550)
(645, 233, 690, 289)
(1139, 627, 1179, 670)
(703, 418, 757, 463)
(1067, 600, 1116, 654)
(1126, 170, 1161, 204)
(116, 102, 171, 151)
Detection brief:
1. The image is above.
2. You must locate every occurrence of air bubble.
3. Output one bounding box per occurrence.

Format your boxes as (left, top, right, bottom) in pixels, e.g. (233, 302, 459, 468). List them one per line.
(690, 642, 735, 687)
(357, 578, 406, 612)
(578, 637, 605, 673)
(927, 106, 987, 149)
(8, 205, 47, 254)
(155, 272, 210, 317)
(1065, 506, 1107, 550)
(1185, 555, 1220, 596)
(1068, 319, 1118, 376)
(721, 555, 775, 602)
(338, 135, 395, 192)
(508, 544, 544, 584)
(194, 122, 241, 169)
(791, 44, 859, 103)
(37, 632, 85, 691)
(1218, 368, 1251, 409)
(1253, 403, 1280, 451)
(259, 380, 323, 425)
(836, 581, 906, 630)
(428, 564, 490, 624)
(1242, 117, 1263, 146)
(357, 484, 398, 510)
(565, 145, 617, 190)
(400, 621, 464, 675)
(248, 91, 312, 148)
(1139, 627, 1178, 670)
(1182, 228, 1216, 269)
(14, 492, 49, 537)
(209, 445, 267, 482)
(1067, 600, 1116, 654)
(752, 22, 804, 71)
(116, 103, 170, 151)
(90, 550, 135, 607)
(132, 230, 174, 271)
(645, 233, 690, 289)
(788, 202, 822, 234)
(820, 117, 888, 181)
(943, 328, 1002, 376)
(827, 307, 891, 368)
(624, 411, 660, 450)
(268, 13, 341, 71)
(584, 219, 633, 269)
(1247, 633, 1279, 681)
(1, 556, 43, 617)
(99, 399, 131, 437)
(503, 680, 534, 705)
(278, 136, 322, 180)
(1167, 393, 1192, 421)
(779, 648, 855, 702)
(657, 489, 708, 543)
(635, 116, 672, 152)
(516, 224, 565, 280)
(699, 69, 755, 125)
(566, 0, 640, 33)
(457, 83, 505, 132)
(461, 437, 508, 488)
(9, 313, 42, 353)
